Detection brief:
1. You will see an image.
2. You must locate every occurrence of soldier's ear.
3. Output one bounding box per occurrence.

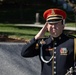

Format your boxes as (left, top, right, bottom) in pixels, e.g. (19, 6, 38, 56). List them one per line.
(63, 19, 65, 25)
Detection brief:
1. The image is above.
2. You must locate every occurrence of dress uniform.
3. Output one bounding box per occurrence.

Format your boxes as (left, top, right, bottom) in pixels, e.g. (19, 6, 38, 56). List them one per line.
(21, 8, 74, 75)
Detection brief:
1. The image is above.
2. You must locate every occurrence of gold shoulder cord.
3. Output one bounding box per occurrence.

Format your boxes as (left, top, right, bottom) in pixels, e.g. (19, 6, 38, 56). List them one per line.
(74, 38, 76, 62)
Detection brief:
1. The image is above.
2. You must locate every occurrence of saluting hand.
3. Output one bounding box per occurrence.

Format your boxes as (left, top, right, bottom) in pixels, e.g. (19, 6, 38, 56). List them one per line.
(35, 22, 48, 40)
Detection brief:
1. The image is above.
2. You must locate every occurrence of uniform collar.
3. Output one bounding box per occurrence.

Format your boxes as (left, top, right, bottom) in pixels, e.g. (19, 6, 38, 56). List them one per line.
(51, 33, 65, 41)
(45, 33, 67, 44)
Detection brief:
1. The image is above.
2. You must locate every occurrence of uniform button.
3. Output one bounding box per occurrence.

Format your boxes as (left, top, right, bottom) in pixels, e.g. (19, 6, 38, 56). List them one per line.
(54, 67, 56, 69)
(54, 43, 57, 45)
(54, 61, 56, 64)
(54, 51, 56, 54)
(54, 47, 56, 49)
(54, 56, 56, 59)
(54, 72, 56, 74)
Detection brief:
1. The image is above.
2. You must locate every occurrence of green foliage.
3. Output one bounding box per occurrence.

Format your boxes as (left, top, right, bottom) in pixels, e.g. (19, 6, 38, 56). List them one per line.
(0, 23, 76, 40)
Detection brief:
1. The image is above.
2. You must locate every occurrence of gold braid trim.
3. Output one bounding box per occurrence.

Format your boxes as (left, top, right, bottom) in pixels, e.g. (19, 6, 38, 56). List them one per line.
(74, 38, 76, 61)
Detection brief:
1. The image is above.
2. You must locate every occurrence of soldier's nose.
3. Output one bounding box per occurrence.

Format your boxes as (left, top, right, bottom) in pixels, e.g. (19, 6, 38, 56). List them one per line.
(52, 25, 55, 28)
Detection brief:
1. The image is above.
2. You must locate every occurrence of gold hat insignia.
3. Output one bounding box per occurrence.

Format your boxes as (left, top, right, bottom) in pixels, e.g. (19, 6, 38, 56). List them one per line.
(51, 9, 55, 15)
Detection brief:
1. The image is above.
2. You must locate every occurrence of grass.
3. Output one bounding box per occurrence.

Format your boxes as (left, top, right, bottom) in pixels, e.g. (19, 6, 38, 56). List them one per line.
(0, 24, 42, 40)
(66, 23, 76, 27)
(0, 23, 76, 40)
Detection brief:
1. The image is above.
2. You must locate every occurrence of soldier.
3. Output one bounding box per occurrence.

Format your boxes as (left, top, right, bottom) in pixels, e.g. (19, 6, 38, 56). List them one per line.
(21, 8, 75, 75)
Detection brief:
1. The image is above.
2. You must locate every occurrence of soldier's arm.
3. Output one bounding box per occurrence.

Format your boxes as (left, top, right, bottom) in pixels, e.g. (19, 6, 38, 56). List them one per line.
(35, 22, 48, 40)
(21, 23, 48, 57)
(21, 38, 39, 57)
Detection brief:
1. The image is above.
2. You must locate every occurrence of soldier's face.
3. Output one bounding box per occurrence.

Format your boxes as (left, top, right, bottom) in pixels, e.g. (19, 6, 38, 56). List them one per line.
(47, 21, 64, 37)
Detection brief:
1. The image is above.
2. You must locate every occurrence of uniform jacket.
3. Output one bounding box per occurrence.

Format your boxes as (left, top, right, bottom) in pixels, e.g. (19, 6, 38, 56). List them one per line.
(21, 33, 74, 75)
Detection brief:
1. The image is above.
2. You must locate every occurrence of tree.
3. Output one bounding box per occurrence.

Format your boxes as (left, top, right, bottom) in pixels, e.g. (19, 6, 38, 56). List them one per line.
(65, 0, 76, 14)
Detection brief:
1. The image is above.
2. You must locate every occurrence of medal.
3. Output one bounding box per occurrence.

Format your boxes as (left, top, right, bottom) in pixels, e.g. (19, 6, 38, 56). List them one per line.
(60, 48, 68, 55)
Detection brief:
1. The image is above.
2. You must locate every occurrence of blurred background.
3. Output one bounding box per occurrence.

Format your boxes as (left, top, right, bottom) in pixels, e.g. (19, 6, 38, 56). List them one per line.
(0, 1, 76, 75)
(0, 0, 76, 41)
(0, 0, 76, 24)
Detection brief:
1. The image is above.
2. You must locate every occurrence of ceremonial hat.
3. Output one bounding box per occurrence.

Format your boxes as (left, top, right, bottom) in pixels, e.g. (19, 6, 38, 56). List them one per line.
(43, 8, 66, 23)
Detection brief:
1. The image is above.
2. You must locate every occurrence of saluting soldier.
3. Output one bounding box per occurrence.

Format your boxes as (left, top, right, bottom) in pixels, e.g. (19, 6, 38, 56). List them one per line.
(21, 8, 75, 75)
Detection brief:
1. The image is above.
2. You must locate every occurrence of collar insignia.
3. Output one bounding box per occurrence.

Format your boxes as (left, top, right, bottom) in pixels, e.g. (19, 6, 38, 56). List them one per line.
(40, 39, 46, 45)
(35, 43, 39, 49)
(60, 48, 68, 55)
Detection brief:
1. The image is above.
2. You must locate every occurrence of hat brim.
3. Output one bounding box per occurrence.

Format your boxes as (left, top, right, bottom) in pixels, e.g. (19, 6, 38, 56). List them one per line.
(47, 19, 62, 23)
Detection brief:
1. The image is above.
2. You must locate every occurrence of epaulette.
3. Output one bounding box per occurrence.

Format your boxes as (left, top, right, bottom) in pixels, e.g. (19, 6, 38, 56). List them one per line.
(35, 37, 48, 49)
(38, 36, 49, 45)
(66, 34, 76, 39)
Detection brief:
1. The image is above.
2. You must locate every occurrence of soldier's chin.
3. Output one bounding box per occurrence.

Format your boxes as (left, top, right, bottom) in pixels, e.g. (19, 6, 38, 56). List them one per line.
(51, 33, 58, 38)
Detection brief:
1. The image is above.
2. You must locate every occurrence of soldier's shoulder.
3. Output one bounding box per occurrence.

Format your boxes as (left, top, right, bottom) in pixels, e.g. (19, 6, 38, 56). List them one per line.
(66, 34, 76, 39)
